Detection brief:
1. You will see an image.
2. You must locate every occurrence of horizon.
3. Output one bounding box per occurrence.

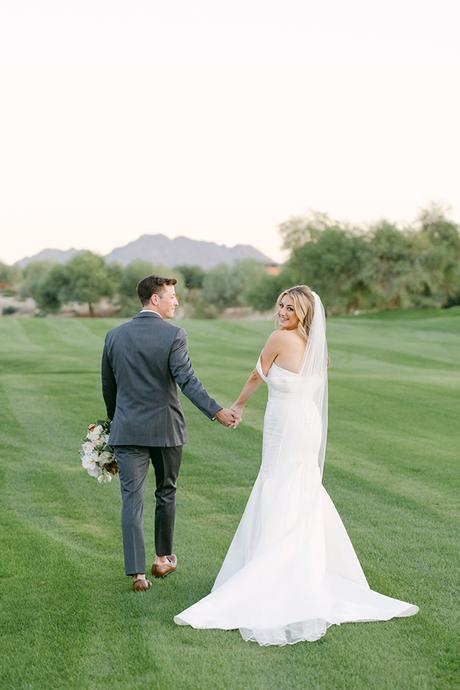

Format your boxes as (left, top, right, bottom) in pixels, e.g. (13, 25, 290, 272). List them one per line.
(3, 201, 457, 267)
(3, 231, 279, 267)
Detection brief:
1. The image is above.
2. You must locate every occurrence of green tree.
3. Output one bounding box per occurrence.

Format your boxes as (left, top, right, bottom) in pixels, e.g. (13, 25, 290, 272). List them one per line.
(279, 211, 335, 251)
(286, 227, 371, 313)
(0, 262, 21, 294)
(359, 222, 422, 310)
(62, 252, 113, 316)
(416, 205, 460, 305)
(243, 271, 285, 312)
(201, 260, 266, 312)
(20, 261, 57, 301)
(35, 264, 70, 312)
(174, 265, 206, 290)
(278, 205, 460, 314)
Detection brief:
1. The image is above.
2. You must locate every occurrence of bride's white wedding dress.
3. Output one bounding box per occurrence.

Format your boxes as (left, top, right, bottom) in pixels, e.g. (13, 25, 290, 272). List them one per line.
(174, 292, 418, 646)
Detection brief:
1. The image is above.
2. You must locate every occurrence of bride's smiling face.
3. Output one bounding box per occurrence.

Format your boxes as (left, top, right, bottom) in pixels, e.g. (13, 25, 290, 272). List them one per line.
(277, 295, 299, 330)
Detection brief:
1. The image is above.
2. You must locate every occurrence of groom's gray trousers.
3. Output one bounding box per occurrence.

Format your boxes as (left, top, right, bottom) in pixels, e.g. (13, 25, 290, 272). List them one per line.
(114, 445, 183, 575)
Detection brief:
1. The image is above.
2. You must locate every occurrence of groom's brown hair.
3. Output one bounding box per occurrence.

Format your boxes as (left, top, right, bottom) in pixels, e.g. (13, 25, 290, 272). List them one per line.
(137, 275, 177, 305)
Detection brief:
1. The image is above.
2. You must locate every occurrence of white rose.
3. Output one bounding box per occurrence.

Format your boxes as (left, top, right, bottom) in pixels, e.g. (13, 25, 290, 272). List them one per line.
(81, 452, 98, 470)
(88, 464, 102, 478)
(81, 441, 95, 455)
(87, 425, 104, 442)
(99, 450, 113, 465)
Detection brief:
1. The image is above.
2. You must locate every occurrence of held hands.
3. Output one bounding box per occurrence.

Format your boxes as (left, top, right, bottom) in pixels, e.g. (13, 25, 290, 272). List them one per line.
(215, 407, 242, 429)
(230, 402, 244, 425)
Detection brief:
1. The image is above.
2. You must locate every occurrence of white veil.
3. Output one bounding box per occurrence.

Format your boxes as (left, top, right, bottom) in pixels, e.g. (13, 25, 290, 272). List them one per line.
(299, 291, 329, 478)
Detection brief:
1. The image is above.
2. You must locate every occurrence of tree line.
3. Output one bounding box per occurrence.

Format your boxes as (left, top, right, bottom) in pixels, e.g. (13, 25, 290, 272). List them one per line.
(0, 253, 268, 317)
(1, 204, 459, 317)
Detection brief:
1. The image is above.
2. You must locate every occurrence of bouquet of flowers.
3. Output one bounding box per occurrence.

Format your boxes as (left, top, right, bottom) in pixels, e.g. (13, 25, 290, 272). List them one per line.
(80, 419, 118, 484)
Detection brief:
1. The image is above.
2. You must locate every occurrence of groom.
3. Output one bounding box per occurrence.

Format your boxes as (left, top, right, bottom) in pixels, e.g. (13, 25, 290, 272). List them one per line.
(101, 274, 238, 591)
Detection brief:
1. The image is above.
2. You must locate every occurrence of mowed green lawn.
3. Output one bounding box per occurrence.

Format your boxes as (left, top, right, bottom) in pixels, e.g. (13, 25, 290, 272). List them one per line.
(0, 309, 458, 690)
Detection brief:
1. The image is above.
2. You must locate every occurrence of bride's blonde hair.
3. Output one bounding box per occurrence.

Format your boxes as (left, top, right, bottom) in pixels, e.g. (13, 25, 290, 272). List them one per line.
(276, 285, 315, 341)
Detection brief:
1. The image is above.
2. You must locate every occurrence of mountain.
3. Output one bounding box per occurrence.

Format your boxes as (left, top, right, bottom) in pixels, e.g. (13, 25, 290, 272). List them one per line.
(15, 248, 83, 268)
(104, 234, 274, 269)
(15, 235, 275, 269)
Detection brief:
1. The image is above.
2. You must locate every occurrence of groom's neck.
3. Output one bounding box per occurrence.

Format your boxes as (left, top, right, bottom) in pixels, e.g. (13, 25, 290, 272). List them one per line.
(140, 308, 163, 318)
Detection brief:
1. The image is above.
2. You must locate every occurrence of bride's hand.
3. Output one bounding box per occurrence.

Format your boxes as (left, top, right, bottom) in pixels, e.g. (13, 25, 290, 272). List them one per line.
(231, 403, 244, 425)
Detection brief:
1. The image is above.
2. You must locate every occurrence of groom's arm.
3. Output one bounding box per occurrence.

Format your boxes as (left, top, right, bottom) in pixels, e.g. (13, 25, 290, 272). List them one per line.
(168, 328, 222, 420)
(101, 336, 117, 420)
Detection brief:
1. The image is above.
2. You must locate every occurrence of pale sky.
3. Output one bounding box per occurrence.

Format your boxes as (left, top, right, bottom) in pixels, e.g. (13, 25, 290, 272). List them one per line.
(0, 0, 459, 265)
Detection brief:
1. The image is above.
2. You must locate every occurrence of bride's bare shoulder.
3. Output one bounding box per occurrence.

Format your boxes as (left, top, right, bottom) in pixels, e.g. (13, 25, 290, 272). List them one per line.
(265, 329, 286, 343)
(259, 330, 284, 358)
(266, 328, 302, 344)
(263, 329, 291, 349)
(261, 329, 295, 356)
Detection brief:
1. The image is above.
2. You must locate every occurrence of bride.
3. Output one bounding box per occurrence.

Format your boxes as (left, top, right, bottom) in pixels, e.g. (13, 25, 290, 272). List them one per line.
(174, 285, 418, 646)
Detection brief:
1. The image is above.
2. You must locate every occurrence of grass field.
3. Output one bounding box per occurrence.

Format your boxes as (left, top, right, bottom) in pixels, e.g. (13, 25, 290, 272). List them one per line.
(0, 309, 459, 690)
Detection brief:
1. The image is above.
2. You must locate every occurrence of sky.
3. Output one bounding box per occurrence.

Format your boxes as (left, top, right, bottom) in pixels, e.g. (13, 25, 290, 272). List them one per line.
(0, 0, 459, 265)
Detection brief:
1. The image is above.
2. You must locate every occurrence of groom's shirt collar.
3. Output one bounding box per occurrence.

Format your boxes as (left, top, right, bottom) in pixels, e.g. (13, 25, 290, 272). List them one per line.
(139, 308, 163, 318)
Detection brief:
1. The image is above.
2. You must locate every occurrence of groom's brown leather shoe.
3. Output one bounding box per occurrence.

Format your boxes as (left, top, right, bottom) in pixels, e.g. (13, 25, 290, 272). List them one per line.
(132, 577, 152, 592)
(151, 554, 177, 578)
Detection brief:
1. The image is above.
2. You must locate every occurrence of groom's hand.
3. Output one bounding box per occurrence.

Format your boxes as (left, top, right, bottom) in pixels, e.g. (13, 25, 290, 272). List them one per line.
(215, 408, 239, 428)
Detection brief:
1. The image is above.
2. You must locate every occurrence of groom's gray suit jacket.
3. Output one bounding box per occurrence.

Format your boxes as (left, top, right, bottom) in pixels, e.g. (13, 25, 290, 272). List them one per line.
(101, 311, 221, 447)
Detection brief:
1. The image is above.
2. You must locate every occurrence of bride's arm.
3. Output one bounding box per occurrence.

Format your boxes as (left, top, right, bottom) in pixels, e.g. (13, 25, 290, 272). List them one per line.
(231, 331, 283, 417)
(231, 370, 263, 415)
